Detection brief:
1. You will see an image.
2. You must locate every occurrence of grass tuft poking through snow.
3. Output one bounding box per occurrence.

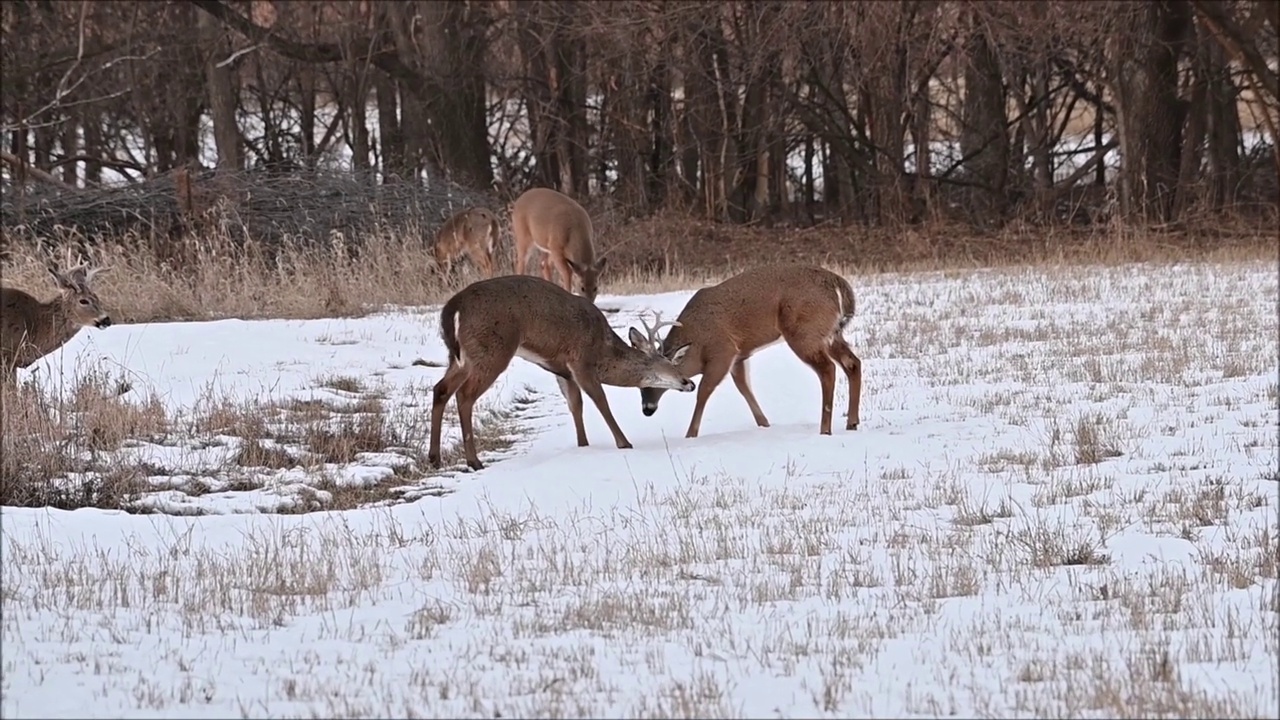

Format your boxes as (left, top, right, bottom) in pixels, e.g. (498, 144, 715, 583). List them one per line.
(2, 259, 1276, 717)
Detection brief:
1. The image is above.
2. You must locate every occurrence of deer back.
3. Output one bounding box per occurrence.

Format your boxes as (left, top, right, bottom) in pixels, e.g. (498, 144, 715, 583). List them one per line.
(662, 264, 853, 357)
(448, 275, 613, 362)
(511, 187, 596, 263)
(436, 207, 499, 255)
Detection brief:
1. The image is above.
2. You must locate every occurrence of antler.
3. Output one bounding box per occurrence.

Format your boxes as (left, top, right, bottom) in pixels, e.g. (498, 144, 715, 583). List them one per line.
(639, 310, 682, 349)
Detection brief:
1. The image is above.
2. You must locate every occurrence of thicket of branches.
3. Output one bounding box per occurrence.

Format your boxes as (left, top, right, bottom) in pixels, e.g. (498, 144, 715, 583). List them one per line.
(2, 0, 1277, 241)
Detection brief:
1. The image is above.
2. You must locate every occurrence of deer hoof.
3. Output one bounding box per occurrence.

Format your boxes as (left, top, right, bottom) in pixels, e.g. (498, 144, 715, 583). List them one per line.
(467, 459, 485, 471)
(847, 421, 860, 431)
(616, 440, 633, 450)
(428, 453, 443, 469)
(756, 418, 770, 428)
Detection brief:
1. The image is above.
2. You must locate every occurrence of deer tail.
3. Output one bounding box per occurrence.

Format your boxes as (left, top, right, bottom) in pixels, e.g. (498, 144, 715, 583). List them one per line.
(834, 276, 856, 332)
(440, 296, 464, 366)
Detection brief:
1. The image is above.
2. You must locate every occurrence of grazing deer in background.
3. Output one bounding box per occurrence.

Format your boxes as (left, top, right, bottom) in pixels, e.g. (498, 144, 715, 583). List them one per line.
(633, 264, 862, 438)
(433, 206, 502, 279)
(427, 275, 695, 471)
(1, 253, 113, 383)
(510, 187, 608, 303)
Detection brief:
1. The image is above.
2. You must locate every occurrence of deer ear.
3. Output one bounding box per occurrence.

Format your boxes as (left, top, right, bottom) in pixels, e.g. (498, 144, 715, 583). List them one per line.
(668, 343, 691, 365)
(628, 327, 648, 350)
(565, 258, 582, 275)
(596, 256, 608, 271)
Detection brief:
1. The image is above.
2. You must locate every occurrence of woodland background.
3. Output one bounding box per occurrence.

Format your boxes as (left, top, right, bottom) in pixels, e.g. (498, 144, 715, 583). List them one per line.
(0, 0, 1277, 288)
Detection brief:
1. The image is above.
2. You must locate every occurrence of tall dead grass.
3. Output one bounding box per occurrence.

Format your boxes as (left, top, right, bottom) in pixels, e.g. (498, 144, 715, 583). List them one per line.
(0, 368, 517, 513)
(1, 214, 1275, 324)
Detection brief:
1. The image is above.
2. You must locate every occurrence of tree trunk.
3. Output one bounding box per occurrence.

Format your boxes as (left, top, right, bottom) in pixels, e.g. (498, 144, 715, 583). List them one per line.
(199, 9, 242, 173)
(298, 65, 316, 169)
(1110, 0, 1192, 223)
(960, 21, 1010, 221)
(373, 72, 405, 180)
(59, 117, 77, 186)
(81, 109, 102, 185)
(516, 1, 559, 189)
(345, 70, 370, 172)
(1203, 29, 1241, 210)
(416, 0, 493, 189)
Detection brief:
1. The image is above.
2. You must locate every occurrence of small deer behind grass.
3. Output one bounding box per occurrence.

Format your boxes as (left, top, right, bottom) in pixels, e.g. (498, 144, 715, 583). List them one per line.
(433, 206, 502, 279)
(428, 275, 695, 471)
(1, 254, 113, 383)
(634, 263, 862, 438)
(511, 187, 608, 303)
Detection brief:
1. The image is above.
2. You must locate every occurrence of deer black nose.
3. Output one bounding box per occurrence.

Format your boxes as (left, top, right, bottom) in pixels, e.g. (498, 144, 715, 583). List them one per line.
(642, 405, 657, 416)
(95, 316, 113, 329)
(681, 380, 695, 392)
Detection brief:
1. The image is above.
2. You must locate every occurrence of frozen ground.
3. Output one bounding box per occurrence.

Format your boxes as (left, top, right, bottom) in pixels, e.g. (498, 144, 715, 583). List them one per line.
(2, 260, 1277, 718)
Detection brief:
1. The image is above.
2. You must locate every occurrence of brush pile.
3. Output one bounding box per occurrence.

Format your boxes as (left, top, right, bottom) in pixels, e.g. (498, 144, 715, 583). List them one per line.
(1, 168, 497, 248)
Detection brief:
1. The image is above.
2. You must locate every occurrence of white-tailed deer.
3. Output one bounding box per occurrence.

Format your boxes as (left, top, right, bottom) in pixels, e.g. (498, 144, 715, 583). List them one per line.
(633, 264, 861, 438)
(1, 252, 113, 383)
(428, 275, 694, 471)
(510, 187, 607, 302)
(433, 206, 501, 279)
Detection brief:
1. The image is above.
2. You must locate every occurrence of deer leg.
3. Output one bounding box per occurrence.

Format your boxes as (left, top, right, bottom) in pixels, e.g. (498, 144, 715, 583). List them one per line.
(686, 356, 732, 438)
(477, 247, 495, 278)
(455, 367, 503, 470)
(455, 387, 482, 470)
(828, 338, 862, 431)
(572, 370, 632, 450)
(790, 342, 837, 435)
(428, 364, 468, 468)
(514, 242, 528, 276)
(730, 357, 770, 428)
(540, 252, 556, 283)
(552, 255, 576, 294)
(555, 374, 590, 447)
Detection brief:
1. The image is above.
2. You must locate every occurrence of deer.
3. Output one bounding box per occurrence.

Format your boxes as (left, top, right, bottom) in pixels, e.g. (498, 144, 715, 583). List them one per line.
(510, 187, 608, 303)
(433, 206, 502, 279)
(632, 263, 862, 438)
(1, 252, 113, 384)
(427, 274, 695, 471)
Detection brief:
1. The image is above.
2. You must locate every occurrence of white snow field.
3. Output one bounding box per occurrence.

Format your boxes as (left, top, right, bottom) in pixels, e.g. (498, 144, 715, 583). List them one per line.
(2, 260, 1277, 718)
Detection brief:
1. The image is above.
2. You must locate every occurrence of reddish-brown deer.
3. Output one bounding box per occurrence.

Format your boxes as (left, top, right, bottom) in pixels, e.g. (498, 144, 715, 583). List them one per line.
(633, 264, 862, 438)
(428, 275, 694, 471)
(1, 253, 113, 383)
(510, 187, 607, 302)
(433, 206, 502, 279)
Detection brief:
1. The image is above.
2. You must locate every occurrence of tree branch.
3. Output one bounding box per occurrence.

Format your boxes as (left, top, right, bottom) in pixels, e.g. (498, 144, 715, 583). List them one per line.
(2, 150, 77, 188)
(1190, 0, 1280, 104)
(185, 0, 426, 90)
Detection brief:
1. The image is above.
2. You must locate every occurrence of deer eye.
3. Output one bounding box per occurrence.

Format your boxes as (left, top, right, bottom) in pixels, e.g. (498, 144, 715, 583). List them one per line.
(78, 298, 91, 306)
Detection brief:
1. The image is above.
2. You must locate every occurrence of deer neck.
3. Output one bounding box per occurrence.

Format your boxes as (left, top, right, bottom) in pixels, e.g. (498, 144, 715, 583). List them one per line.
(595, 338, 652, 386)
(31, 298, 80, 356)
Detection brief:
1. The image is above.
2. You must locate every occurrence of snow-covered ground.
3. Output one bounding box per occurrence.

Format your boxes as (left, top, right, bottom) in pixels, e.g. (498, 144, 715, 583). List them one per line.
(2, 260, 1277, 718)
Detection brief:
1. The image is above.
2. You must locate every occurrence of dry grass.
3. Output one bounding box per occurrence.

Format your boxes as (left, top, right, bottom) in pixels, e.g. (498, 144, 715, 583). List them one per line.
(2, 216, 1274, 324)
(0, 369, 519, 514)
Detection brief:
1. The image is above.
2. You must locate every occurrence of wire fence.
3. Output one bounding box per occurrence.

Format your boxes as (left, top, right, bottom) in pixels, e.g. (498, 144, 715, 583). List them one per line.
(1, 168, 499, 250)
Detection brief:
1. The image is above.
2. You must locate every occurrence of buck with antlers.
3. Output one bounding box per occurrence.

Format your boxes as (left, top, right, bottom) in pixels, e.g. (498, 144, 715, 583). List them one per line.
(1, 251, 113, 383)
(633, 264, 862, 438)
(433, 206, 502, 279)
(428, 275, 694, 471)
(510, 187, 607, 303)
